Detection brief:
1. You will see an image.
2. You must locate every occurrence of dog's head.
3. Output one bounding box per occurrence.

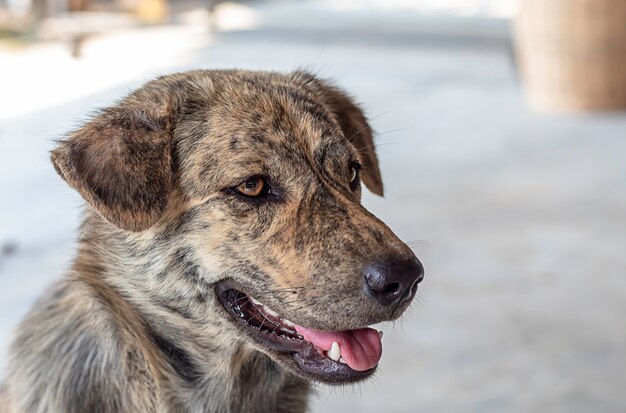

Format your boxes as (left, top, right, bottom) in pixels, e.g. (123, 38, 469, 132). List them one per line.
(51, 70, 423, 384)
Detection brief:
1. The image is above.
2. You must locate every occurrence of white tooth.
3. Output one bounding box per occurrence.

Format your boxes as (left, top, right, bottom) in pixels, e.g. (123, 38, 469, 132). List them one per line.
(263, 306, 280, 319)
(249, 296, 263, 307)
(378, 330, 384, 339)
(248, 297, 283, 319)
(328, 342, 341, 362)
(339, 356, 346, 364)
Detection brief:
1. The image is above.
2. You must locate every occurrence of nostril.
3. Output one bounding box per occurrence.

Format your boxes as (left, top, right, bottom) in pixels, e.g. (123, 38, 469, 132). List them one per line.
(382, 282, 400, 296)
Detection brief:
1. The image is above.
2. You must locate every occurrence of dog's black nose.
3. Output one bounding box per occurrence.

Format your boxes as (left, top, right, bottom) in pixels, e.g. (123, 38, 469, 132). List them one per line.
(363, 256, 424, 307)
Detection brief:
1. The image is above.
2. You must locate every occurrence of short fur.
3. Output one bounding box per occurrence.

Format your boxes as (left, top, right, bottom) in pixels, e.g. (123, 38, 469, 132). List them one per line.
(0, 70, 419, 413)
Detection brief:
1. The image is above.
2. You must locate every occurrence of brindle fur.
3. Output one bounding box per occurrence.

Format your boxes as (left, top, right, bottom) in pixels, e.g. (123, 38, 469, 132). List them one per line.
(0, 70, 418, 413)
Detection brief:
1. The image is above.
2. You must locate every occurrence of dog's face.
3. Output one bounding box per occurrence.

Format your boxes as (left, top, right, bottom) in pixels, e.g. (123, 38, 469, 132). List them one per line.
(51, 70, 423, 384)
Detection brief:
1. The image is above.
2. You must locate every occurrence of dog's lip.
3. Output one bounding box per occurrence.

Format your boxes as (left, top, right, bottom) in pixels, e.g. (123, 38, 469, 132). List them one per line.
(214, 281, 378, 383)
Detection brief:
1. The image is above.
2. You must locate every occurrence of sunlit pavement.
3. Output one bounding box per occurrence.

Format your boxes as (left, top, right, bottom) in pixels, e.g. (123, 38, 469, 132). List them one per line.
(1, 1, 625, 412)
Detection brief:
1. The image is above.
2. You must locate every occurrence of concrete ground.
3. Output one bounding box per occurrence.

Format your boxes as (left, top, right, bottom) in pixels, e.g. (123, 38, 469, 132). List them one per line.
(1, 1, 625, 412)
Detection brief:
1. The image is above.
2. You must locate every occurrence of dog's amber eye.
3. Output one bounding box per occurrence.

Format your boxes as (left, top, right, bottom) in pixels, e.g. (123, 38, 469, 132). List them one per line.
(235, 176, 267, 198)
(349, 163, 360, 190)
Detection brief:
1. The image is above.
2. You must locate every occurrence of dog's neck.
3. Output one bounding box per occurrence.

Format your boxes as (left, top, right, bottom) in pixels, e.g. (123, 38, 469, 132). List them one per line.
(74, 213, 311, 412)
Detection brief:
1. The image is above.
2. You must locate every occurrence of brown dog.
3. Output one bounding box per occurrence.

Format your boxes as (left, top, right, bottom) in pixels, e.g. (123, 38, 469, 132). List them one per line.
(0, 70, 423, 413)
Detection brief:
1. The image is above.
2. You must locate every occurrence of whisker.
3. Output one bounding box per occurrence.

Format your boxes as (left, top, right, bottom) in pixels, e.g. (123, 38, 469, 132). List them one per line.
(411, 295, 424, 310)
(366, 110, 390, 124)
(347, 123, 372, 142)
(230, 295, 251, 306)
(355, 141, 400, 154)
(346, 111, 390, 141)
(375, 126, 413, 136)
(406, 240, 431, 247)
(254, 286, 307, 295)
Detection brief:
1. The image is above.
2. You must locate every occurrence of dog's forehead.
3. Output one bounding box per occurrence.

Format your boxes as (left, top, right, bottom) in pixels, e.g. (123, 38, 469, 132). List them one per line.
(218, 76, 336, 133)
(176, 74, 356, 196)
(210, 76, 355, 162)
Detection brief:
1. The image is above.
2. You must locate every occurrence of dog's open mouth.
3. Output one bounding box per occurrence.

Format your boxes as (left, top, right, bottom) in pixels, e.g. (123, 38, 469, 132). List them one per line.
(215, 282, 382, 383)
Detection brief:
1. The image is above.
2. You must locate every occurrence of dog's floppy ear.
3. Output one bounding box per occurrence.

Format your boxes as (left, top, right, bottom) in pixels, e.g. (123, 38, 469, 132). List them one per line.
(325, 88, 384, 196)
(51, 86, 176, 232)
(294, 72, 384, 196)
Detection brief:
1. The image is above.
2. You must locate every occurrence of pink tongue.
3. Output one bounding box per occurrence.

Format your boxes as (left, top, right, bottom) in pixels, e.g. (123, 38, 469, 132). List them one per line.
(294, 325, 382, 371)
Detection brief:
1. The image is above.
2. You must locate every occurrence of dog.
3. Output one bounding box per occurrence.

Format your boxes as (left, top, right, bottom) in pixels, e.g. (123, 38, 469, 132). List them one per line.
(0, 70, 424, 413)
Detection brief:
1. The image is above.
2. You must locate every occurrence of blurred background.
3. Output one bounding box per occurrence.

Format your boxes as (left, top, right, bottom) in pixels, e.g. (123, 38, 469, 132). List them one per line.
(1, 0, 625, 412)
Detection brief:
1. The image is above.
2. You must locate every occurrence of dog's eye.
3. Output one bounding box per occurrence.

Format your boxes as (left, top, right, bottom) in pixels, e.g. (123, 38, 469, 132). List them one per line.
(349, 162, 361, 190)
(235, 176, 268, 198)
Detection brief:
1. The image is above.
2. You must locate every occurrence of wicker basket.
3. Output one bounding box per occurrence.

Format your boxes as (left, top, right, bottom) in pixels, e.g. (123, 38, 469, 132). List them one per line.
(514, 0, 626, 111)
